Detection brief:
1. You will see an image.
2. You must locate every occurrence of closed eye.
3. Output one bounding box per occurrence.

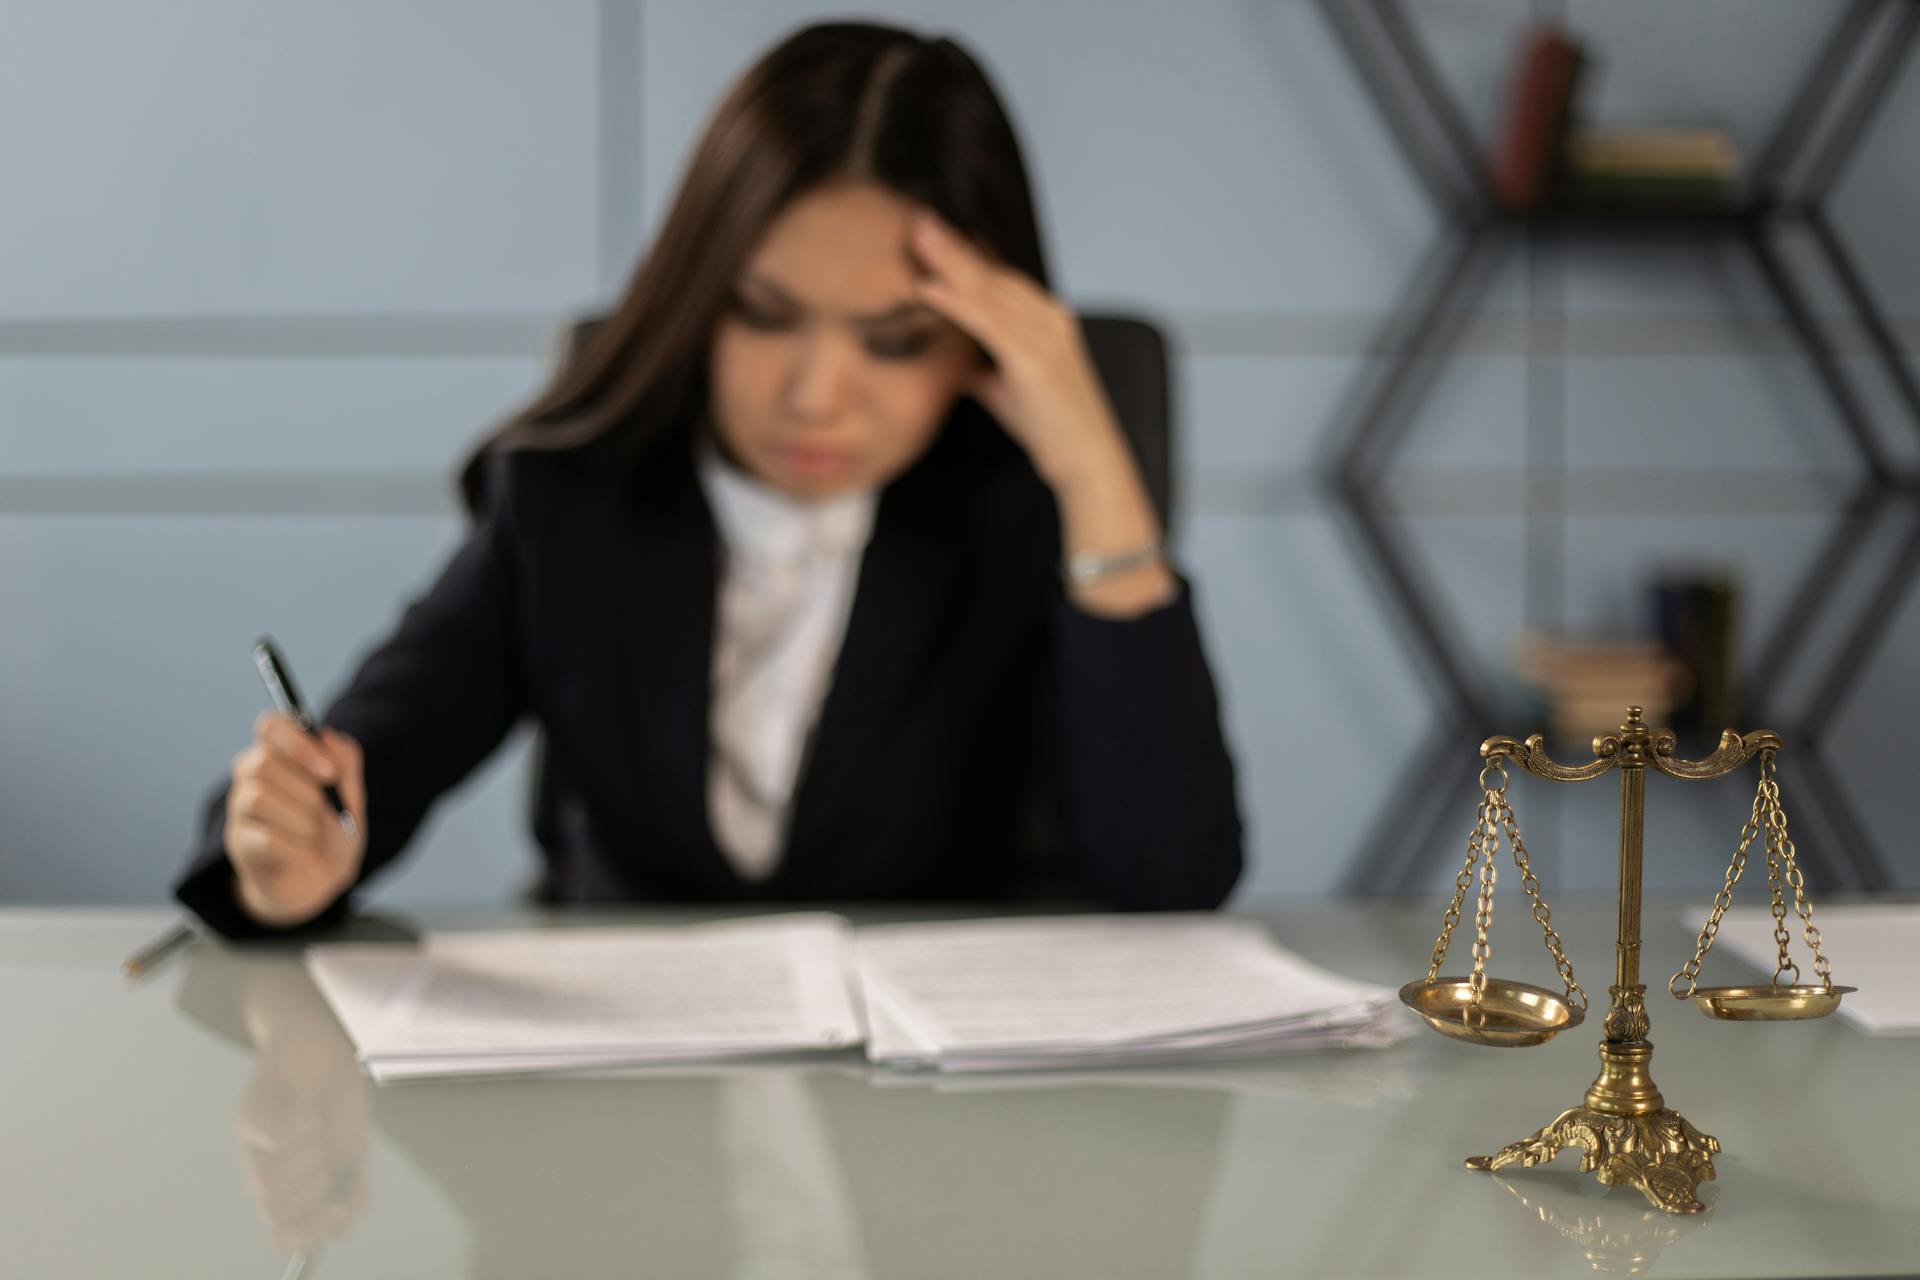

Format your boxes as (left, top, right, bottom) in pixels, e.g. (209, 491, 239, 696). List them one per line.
(728, 292, 796, 332)
(863, 329, 938, 360)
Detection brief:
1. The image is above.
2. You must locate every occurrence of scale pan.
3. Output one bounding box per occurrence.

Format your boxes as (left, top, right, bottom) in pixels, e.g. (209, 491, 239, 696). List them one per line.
(1689, 984, 1854, 1021)
(1399, 977, 1584, 1047)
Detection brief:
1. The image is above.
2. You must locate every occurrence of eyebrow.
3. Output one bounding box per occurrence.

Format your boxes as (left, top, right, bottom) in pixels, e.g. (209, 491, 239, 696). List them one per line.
(739, 273, 932, 326)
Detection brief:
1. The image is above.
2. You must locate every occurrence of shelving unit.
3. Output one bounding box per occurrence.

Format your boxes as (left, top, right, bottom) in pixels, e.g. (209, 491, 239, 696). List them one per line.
(1314, 0, 1920, 894)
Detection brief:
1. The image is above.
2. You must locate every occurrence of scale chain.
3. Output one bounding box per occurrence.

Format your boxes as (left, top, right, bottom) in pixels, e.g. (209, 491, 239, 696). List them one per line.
(1765, 771, 1797, 985)
(1668, 756, 1769, 998)
(1762, 756, 1834, 990)
(1426, 798, 1491, 982)
(1470, 808, 1498, 1010)
(1494, 791, 1587, 1010)
(1669, 749, 1837, 997)
(1421, 759, 1586, 1013)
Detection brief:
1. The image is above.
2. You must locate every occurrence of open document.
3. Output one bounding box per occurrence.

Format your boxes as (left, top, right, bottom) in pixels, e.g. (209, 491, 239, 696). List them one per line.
(304, 912, 1413, 1081)
(305, 913, 864, 1082)
(853, 915, 1413, 1072)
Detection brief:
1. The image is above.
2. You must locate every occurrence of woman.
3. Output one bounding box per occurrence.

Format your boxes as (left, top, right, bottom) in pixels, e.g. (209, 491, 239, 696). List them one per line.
(175, 21, 1243, 938)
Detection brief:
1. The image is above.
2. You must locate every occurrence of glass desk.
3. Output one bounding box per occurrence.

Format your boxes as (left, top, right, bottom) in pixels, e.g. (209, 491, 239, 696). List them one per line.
(3, 903, 1914, 1278)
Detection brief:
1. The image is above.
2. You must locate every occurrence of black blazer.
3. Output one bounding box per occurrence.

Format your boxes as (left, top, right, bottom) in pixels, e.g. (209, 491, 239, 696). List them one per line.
(175, 410, 1244, 938)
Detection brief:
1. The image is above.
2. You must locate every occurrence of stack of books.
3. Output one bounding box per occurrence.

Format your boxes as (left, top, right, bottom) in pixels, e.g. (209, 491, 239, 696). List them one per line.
(1564, 126, 1742, 209)
(1510, 631, 1691, 744)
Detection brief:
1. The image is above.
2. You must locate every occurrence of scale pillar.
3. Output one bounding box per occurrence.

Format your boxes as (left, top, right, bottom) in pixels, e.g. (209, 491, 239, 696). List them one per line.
(1588, 716, 1665, 1118)
(1583, 1041, 1665, 1116)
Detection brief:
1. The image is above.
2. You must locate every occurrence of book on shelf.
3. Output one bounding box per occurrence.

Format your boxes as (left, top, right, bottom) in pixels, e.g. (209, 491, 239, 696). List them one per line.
(1566, 126, 1742, 178)
(1563, 124, 1743, 210)
(1489, 24, 1587, 211)
(1652, 571, 1740, 740)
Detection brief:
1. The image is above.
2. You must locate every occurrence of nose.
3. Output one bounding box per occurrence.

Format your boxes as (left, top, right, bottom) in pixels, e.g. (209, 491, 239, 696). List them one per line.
(783, 330, 855, 425)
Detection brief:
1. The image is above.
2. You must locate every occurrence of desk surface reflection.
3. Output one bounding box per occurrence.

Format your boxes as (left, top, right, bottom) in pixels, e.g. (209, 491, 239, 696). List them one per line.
(2, 904, 1914, 1278)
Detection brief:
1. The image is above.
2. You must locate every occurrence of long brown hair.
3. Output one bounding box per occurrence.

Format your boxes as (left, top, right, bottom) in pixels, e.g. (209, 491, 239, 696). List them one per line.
(459, 21, 1049, 512)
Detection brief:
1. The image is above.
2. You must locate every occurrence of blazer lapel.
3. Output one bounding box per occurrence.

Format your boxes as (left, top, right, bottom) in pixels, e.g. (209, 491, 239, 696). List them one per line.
(609, 439, 732, 889)
(772, 449, 966, 889)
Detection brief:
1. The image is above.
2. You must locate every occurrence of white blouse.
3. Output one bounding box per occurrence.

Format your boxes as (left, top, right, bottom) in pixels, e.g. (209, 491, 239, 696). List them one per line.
(696, 442, 878, 881)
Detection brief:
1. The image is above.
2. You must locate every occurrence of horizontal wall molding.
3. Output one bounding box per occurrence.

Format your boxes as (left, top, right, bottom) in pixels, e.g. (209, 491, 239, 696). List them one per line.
(0, 315, 570, 359)
(1372, 465, 1862, 516)
(1169, 308, 1920, 360)
(1184, 466, 1863, 518)
(4, 308, 1917, 361)
(0, 464, 1860, 520)
(1181, 470, 1323, 516)
(0, 471, 456, 517)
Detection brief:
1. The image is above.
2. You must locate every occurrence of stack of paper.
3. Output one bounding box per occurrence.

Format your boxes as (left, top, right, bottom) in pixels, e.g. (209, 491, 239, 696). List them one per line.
(302, 912, 1414, 1082)
(854, 915, 1412, 1072)
(305, 914, 864, 1082)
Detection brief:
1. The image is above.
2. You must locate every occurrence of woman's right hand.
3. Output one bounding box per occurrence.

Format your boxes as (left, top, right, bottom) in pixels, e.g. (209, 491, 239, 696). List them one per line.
(225, 713, 367, 927)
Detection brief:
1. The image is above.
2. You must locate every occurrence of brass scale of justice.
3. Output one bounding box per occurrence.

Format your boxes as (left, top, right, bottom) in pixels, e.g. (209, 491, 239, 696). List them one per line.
(1400, 705, 1855, 1215)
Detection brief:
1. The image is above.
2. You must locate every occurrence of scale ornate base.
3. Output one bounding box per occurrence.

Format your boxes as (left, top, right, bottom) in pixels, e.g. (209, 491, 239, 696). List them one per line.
(1463, 1041, 1720, 1214)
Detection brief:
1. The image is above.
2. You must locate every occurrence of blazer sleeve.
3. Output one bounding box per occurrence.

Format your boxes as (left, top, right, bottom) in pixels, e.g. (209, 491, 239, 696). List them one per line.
(173, 452, 530, 939)
(1048, 576, 1245, 910)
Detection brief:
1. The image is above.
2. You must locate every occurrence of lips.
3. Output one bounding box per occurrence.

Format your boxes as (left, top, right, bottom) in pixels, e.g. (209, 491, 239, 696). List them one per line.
(772, 444, 857, 476)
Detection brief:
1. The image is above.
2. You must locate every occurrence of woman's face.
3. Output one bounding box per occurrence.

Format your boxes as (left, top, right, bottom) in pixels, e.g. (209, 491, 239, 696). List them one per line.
(708, 180, 981, 500)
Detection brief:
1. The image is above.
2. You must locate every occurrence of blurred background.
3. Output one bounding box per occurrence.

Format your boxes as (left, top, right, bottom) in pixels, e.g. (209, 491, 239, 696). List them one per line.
(3, 0, 1916, 910)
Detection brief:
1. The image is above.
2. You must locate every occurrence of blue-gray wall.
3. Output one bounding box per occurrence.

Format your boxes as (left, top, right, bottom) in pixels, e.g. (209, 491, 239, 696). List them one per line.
(4, 0, 1917, 908)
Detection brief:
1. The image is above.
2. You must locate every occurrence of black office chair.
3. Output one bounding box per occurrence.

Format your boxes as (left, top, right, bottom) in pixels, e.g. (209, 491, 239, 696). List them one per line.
(525, 311, 1177, 899)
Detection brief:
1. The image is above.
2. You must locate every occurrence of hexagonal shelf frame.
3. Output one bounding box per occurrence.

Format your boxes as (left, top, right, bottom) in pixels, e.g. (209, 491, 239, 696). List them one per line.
(1314, 0, 1920, 893)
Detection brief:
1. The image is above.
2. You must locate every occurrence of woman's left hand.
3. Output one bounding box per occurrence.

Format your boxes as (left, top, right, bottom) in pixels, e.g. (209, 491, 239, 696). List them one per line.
(909, 210, 1135, 496)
